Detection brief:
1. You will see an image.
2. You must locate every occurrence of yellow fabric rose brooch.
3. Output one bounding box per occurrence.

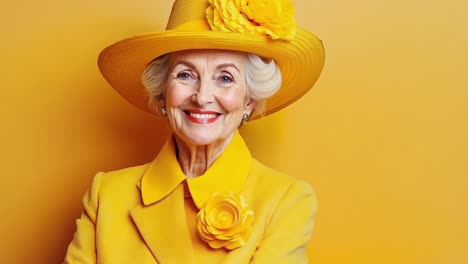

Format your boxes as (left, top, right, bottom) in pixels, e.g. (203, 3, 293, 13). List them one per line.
(206, 0, 297, 40)
(197, 192, 254, 250)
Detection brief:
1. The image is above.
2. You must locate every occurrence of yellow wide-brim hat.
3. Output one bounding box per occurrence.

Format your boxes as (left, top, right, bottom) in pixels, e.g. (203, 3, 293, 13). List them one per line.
(98, 0, 325, 120)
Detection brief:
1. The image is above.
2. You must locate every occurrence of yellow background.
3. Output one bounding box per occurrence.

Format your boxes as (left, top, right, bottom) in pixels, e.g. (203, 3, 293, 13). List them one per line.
(1, 0, 467, 263)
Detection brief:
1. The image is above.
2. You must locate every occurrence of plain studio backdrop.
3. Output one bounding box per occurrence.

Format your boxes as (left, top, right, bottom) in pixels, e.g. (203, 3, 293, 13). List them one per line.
(0, 0, 467, 263)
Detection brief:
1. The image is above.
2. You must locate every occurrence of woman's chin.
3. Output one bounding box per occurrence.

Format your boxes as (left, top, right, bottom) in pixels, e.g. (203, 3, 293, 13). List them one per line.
(176, 128, 231, 147)
(182, 134, 220, 146)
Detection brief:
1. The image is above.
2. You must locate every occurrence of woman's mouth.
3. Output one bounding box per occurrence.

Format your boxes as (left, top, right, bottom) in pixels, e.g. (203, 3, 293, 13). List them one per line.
(184, 109, 220, 124)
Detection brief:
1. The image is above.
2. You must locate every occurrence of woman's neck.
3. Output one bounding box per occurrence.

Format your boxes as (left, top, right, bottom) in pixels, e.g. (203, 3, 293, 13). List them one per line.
(174, 133, 234, 178)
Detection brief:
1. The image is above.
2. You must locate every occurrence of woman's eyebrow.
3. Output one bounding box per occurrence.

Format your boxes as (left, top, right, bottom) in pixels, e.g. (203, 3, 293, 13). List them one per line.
(172, 60, 196, 70)
(216, 63, 240, 73)
(172, 60, 240, 74)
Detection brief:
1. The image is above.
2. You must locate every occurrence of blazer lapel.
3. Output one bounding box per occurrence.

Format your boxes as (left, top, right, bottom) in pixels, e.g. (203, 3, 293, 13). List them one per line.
(130, 184, 195, 264)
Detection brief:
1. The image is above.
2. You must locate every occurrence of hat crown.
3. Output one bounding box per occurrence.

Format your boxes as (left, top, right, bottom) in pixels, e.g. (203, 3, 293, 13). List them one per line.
(166, 0, 207, 30)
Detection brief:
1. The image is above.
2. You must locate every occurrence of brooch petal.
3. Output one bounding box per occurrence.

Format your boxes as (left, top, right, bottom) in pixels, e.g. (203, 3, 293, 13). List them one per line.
(197, 192, 254, 250)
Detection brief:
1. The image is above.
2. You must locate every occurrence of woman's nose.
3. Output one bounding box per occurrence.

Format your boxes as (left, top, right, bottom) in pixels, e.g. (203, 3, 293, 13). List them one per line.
(193, 78, 215, 106)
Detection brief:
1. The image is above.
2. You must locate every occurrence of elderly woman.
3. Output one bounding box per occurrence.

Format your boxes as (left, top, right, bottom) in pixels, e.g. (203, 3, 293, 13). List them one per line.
(65, 0, 324, 263)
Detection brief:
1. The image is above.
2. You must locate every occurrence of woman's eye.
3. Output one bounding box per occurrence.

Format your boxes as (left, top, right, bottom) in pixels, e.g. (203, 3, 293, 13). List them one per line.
(219, 74, 234, 84)
(176, 71, 192, 80)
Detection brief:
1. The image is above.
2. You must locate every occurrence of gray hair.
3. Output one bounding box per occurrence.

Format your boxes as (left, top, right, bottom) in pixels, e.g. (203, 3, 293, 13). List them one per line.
(141, 52, 282, 116)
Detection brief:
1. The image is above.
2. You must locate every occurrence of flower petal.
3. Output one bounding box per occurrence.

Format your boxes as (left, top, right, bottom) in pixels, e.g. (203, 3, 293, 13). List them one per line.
(206, 0, 296, 40)
(197, 192, 254, 250)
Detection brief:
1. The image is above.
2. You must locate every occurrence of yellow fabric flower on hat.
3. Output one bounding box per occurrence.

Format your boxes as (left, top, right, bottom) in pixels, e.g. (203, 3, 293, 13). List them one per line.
(206, 0, 296, 40)
(197, 192, 254, 250)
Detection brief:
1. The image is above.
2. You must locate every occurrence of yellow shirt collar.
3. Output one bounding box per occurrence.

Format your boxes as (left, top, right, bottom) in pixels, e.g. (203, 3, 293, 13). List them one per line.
(140, 130, 251, 209)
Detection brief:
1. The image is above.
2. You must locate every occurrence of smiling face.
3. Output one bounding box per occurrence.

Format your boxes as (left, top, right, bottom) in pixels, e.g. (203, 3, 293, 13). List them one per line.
(164, 50, 255, 146)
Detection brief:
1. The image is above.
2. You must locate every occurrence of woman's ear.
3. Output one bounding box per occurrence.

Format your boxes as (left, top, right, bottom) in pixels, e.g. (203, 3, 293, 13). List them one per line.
(155, 95, 166, 115)
(245, 98, 256, 115)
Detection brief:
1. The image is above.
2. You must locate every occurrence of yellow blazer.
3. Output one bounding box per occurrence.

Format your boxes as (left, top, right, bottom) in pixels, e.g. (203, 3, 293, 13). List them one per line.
(65, 131, 317, 263)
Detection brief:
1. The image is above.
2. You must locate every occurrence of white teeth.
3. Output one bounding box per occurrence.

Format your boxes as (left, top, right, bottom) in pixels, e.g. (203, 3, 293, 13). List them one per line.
(189, 112, 217, 119)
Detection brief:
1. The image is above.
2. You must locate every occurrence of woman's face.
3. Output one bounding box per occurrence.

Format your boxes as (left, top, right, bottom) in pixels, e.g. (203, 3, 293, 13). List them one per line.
(164, 49, 254, 146)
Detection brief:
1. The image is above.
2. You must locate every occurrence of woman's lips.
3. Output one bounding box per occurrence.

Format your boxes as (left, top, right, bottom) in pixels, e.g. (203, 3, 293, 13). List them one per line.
(184, 109, 220, 124)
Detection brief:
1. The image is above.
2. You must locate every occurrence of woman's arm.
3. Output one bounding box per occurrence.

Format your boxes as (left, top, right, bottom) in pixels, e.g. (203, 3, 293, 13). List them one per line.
(64, 172, 103, 264)
(250, 181, 318, 264)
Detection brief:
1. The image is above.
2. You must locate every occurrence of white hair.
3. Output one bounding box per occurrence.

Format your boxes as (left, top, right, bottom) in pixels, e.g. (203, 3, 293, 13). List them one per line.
(141, 54, 169, 115)
(141, 52, 282, 116)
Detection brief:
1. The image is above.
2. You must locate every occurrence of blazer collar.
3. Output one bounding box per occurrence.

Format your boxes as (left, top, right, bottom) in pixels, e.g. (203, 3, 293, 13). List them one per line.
(139, 130, 251, 208)
(131, 131, 251, 262)
(130, 184, 195, 263)
(186, 131, 251, 208)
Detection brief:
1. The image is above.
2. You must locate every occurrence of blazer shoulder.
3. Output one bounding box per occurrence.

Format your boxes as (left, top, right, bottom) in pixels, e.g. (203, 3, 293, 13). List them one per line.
(100, 163, 149, 178)
(94, 163, 151, 193)
(247, 158, 316, 208)
(249, 158, 314, 192)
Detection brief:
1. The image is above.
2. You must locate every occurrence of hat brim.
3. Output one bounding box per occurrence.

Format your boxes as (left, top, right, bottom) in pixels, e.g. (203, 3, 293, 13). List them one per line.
(98, 27, 325, 120)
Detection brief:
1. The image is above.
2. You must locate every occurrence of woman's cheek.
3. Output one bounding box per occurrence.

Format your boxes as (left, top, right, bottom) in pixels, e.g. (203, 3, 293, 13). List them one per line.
(218, 92, 245, 112)
(166, 82, 191, 107)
